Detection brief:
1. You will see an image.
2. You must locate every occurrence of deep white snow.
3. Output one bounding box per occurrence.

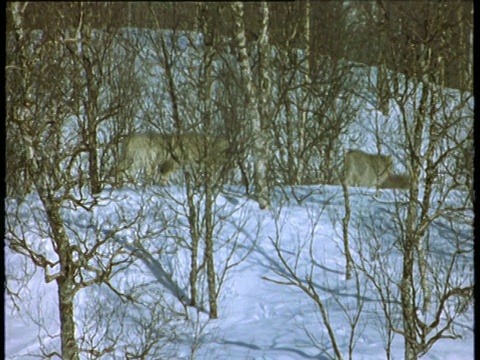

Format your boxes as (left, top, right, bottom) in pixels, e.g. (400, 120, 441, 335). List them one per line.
(4, 185, 474, 359)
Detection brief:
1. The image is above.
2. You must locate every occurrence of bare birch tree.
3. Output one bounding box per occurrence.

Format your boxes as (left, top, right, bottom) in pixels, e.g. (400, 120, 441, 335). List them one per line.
(231, 1, 270, 209)
(347, 3, 474, 359)
(6, 3, 161, 358)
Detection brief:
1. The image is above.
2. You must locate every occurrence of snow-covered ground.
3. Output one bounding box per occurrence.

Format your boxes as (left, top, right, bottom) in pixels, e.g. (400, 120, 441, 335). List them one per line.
(5, 25, 474, 360)
(5, 184, 474, 359)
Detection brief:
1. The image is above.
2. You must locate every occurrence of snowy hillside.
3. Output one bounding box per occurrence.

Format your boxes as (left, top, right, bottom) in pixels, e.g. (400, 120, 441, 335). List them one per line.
(6, 17, 473, 360)
(5, 185, 474, 359)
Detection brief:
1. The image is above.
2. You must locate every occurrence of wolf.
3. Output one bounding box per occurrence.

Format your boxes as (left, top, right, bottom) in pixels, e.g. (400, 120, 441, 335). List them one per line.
(120, 133, 229, 185)
(379, 173, 410, 189)
(344, 149, 393, 188)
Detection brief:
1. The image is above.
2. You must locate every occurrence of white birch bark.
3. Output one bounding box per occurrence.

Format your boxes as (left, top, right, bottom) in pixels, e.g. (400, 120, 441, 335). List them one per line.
(199, 3, 218, 318)
(231, 1, 270, 209)
(9, 4, 80, 358)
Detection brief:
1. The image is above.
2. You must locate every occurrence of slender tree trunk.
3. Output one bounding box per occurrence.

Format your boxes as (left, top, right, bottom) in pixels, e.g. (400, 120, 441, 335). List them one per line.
(76, 3, 101, 194)
(185, 173, 199, 307)
(30, 135, 80, 359)
(10, 4, 79, 358)
(204, 185, 217, 318)
(285, 100, 296, 184)
(401, 78, 429, 360)
(378, 60, 390, 116)
(199, 3, 218, 319)
(256, 2, 272, 207)
(57, 260, 80, 360)
(87, 122, 100, 193)
(231, 1, 270, 209)
(296, 0, 311, 184)
(401, 233, 418, 360)
(376, 3, 390, 117)
(27, 154, 81, 360)
(416, 83, 442, 314)
(402, 135, 422, 360)
(161, 36, 182, 134)
(402, 162, 420, 358)
(341, 149, 353, 280)
(39, 192, 80, 360)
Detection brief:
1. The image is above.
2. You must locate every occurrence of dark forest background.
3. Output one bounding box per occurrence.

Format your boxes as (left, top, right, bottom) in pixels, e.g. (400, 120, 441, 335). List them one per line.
(7, 1, 473, 92)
